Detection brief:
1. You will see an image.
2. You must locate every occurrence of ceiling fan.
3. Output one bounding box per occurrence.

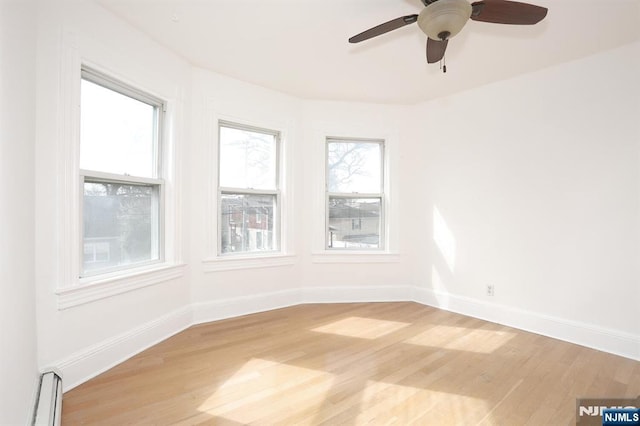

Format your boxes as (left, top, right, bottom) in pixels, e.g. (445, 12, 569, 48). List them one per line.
(349, 0, 548, 68)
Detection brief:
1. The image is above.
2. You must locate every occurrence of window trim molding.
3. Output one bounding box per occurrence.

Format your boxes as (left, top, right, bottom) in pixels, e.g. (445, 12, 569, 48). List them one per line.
(217, 120, 282, 256)
(311, 123, 398, 256)
(202, 254, 296, 272)
(310, 252, 400, 264)
(325, 137, 386, 251)
(56, 263, 186, 310)
(79, 65, 167, 278)
(53, 31, 184, 309)
(81, 66, 166, 112)
(203, 105, 295, 268)
(78, 74, 167, 278)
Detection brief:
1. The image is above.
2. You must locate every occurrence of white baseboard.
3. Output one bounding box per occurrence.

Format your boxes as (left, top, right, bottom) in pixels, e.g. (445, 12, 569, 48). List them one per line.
(57, 305, 193, 391)
(54, 285, 639, 392)
(413, 287, 640, 361)
(301, 285, 414, 304)
(191, 289, 301, 324)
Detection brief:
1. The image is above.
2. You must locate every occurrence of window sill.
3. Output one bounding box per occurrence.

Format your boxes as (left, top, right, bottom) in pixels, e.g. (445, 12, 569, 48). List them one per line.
(56, 263, 186, 310)
(202, 253, 297, 272)
(311, 251, 401, 264)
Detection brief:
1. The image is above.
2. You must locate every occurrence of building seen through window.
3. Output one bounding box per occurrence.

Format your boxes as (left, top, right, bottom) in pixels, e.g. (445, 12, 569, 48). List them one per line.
(326, 139, 384, 249)
(218, 122, 280, 255)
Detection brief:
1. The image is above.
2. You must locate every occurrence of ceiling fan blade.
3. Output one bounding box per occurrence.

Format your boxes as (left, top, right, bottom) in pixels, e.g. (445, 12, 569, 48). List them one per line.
(471, 0, 547, 25)
(349, 14, 419, 43)
(426, 38, 448, 63)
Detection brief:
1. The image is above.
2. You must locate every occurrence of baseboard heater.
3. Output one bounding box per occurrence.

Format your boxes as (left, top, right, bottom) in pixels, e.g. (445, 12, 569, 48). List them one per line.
(32, 371, 62, 426)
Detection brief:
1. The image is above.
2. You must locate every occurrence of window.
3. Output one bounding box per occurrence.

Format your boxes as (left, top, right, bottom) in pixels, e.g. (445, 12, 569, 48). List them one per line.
(218, 121, 280, 255)
(79, 68, 164, 277)
(326, 138, 384, 249)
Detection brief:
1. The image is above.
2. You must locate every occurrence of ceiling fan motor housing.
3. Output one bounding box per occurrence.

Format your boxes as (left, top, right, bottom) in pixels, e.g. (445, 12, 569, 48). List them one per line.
(418, 0, 472, 40)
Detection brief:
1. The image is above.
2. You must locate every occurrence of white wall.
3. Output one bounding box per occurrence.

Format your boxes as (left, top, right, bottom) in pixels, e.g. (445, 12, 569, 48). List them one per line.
(188, 68, 304, 318)
(0, 0, 39, 423)
(299, 101, 418, 294)
(34, 0, 192, 389)
(187, 80, 422, 317)
(412, 41, 640, 355)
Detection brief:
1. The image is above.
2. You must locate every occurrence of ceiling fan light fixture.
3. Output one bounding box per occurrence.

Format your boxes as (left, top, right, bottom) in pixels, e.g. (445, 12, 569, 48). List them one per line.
(418, 0, 472, 40)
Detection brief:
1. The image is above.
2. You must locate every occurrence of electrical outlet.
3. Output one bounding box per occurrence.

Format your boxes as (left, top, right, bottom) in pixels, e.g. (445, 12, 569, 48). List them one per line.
(486, 284, 495, 296)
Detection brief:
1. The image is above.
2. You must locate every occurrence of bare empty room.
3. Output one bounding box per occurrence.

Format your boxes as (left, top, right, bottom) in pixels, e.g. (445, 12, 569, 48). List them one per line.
(1, 0, 639, 424)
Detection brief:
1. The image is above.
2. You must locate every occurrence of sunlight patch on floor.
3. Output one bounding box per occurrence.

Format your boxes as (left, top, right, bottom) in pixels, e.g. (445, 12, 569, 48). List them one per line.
(354, 380, 491, 424)
(197, 358, 335, 424)
(405, 325, 516, 353)
(352, 379, 421, 423)
(311, 316, 410, 339)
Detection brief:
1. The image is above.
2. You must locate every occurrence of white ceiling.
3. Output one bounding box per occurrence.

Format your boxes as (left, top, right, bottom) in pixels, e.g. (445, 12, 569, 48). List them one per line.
(96, 0, 640, 104)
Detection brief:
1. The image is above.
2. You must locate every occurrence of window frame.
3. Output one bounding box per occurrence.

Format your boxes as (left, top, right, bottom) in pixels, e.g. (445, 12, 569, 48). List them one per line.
(79, 67, 166, 278)
(217, 120, 282, 257)
(325, 137, 385, 251)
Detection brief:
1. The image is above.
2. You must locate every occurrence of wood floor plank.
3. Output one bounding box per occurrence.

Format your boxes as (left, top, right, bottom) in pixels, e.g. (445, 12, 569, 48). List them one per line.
(62, 303, 640, 425)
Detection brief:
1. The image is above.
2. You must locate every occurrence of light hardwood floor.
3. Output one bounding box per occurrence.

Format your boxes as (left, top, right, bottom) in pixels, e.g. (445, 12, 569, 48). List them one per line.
(62, 303, 640, 425)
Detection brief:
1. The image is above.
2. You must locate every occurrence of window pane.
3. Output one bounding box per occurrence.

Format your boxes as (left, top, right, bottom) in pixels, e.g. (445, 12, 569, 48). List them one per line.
(327, 142, 381, 193)
(80, 79, 157, 178)
(83, 182, 159, 275)
(220, 193, 276, 254)
(328, 198, 380, 249)
(219, 126, 277, 190)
